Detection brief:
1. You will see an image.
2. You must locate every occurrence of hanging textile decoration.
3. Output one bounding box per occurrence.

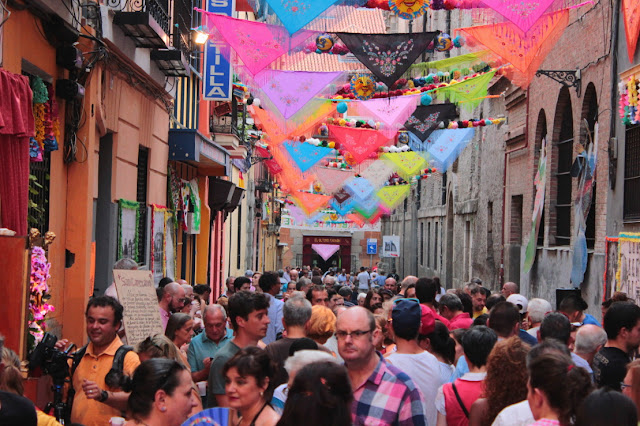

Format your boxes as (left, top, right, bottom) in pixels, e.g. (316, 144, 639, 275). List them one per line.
(251, 107, 289, 145)
(623, 0, 640, 62)
(480, 0, 556, 33)
(283, 140, 333, 172)
(350, 73, 376, 100)
(344, 177, 376, 201)
(331, 197, 355, 215)
(251, 102, 337, 143)
(292, 191, 332, 215)
(570, 123, 599, 287)
(347, 212, 366, 227)
(404, 103, 458, 141)
(381, 152, 427, 180)
(312, 244, 341, 261)
(334, 188, 352, 204)
(336, 31, 440, 89)
(354, 197, 382, 219)
(263, 0, 341, 35)
(409, 51, 492, 73)
(255, 70, 343, 119)
(523, 137, 547, 274)
(389, 0, 429, 19)
(198, 12, 317, 76)
(118, 199, 140, 262)
(427, 127, 475, 171)
(377, 184, 411, 209)
(358, 159, 395, 189)
(458, 10, 569, 87)
(329, 125, 391, 163)
(314, 166, 354, 194)
(436, 71, 496, 111)
(256, 146, 284, 175)
(407, 131, 440, 153)
(356, 95, 418, 138)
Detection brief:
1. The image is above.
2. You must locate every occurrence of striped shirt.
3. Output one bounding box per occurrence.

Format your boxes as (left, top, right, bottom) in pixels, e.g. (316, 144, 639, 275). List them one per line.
(351, 353, 427, 426)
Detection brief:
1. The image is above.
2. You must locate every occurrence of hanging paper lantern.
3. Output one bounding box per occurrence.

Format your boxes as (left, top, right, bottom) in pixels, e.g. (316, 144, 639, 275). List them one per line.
(350, 73, 376, 101)
(389, 0, 430, 19)
(319, 123, 329, 136)
(337, 102, 348, 114)
(436, 33, 453, 52)
(421, 93, 432, 106)
(316, 34, 334, 53)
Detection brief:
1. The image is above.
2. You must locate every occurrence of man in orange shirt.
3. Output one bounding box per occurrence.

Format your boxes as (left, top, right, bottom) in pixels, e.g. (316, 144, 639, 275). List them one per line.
(55, 296, 140, 426)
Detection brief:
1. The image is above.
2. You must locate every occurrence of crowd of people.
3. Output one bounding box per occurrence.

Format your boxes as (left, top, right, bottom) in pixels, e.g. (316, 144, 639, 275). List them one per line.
(3, 261, 640, 426)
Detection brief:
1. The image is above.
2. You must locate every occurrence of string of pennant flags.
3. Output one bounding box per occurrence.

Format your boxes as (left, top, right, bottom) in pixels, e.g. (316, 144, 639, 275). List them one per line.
(192, 0, 635, 226)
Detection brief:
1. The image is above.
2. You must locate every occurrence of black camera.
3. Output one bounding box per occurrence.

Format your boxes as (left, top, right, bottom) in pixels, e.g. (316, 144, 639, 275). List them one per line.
(29, 332, 77, 423)
(29, 332, 75, 383)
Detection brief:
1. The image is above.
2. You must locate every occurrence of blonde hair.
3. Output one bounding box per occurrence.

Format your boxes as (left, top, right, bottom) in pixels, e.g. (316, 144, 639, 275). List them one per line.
(306, 305, 336, 344)
(136, 334, 185, 366)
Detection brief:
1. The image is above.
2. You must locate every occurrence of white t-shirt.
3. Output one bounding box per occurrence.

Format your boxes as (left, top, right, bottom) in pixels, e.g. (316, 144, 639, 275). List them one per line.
(387, 351, 443, 426)
(357, 271, 370, 289)
(491, 400, 535, 426)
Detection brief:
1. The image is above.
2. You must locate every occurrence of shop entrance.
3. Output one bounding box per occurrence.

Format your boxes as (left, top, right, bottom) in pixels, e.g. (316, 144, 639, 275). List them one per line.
(302, 236, 352, 273)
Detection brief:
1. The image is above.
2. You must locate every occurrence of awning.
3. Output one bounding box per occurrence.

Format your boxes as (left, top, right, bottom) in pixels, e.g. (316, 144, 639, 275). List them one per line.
(169, 129, 230, 176)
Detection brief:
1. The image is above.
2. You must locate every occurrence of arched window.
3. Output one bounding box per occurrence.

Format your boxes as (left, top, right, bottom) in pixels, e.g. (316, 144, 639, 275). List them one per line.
(534, 109, 547, 247)
(581, 83, 598, 249)
(552, 88, 573, 246)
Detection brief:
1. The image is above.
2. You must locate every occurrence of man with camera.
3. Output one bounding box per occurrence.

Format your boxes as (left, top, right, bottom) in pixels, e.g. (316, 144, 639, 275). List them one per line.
(55, 296, 140, 426)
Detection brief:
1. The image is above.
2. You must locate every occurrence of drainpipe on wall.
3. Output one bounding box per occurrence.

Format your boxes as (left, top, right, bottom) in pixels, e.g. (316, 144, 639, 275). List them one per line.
(500, 90, 530, 284)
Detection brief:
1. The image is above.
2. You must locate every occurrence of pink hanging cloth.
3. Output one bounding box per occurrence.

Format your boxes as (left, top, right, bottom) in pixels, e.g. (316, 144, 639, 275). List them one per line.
(0, 69, 35, 236)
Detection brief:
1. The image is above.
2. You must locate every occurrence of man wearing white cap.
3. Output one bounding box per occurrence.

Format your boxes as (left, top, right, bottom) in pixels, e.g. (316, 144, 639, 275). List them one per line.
(507, 294, 538, 346)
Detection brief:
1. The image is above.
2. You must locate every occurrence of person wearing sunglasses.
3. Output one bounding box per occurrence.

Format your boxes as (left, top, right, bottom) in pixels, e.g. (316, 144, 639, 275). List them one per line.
(336, 306, 427, 425)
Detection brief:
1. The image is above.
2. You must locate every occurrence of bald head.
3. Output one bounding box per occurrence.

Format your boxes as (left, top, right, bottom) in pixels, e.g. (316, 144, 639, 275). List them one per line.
(181, 284, 193, 298)
(501, 282, 519, 298)
(400, 276, 418, 292)
(337, 307, 376, 333)
(384, 277, 397, 294)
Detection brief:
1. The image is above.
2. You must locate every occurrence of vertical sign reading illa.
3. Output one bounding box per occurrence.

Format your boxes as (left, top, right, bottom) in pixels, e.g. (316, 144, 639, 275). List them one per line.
(113, 269, 164, 347)
(203, 0, 235, 100)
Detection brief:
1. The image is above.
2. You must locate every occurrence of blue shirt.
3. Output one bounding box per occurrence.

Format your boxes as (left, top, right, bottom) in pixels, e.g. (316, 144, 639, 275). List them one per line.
(519, 329, 538, 346)
(264, 293, 284, 345)
(187, 328, 233, 373)
(583, 313, 602, 327)
(374, 275, 386, 287)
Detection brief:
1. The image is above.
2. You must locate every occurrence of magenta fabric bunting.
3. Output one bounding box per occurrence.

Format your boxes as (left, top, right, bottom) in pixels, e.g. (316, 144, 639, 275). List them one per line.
(336, 32, 439, 89)
(283, 140, 333, 172)
(199, 12, 317, 76)
(264, 0, 341, 35)
(254, 70, 343, 119)
(329, 125, 392, 164)
(480, 0, 556, 33)
(312, 244, 341, 261)
(356, 96, 417, 138)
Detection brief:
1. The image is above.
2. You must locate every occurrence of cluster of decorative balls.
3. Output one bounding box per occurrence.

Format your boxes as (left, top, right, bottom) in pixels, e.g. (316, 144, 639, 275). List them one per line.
(447, 117, 506, 128)
(333, 68, 493, 100)
(411, 167, 439, 181)
(297, 136, 337, 149)
(380, 145, 411, 153)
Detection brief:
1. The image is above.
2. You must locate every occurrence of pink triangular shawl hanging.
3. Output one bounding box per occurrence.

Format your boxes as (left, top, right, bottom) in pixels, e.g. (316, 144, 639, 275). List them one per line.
(314, 166, 355, 194)
(198, 11, 317, 76)
(479, 0, 556, 33)
(356, 96, 417, 138)
(329, 125, 392, 164)
(311, 244, 341, 261)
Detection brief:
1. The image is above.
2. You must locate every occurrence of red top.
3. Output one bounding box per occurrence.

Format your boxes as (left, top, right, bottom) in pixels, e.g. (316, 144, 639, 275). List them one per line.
(448, 312, 474, 330)
(442, 378, 485, 426)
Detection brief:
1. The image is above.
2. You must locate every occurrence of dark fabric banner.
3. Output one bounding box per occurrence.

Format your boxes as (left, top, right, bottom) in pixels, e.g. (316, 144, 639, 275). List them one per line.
(404, 103, 458, 141)
(337, 31, 439, 89)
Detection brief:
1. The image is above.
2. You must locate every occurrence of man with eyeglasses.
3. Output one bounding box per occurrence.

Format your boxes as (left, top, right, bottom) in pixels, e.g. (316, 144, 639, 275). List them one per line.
(336, 306, 427, 425)
(158, 282, 186, 331)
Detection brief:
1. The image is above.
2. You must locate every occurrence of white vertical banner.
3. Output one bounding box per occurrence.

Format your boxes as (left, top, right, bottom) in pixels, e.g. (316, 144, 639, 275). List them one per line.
(203, 0, 235, 100)
(382, 235, 400, 258)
